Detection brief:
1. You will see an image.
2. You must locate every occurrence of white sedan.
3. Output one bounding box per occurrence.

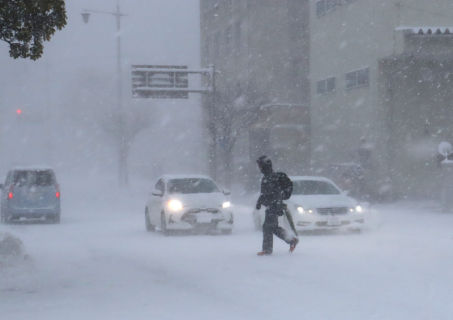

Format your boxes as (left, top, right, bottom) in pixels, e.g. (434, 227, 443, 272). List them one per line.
(253, 176, 368, 233)
(145, 175, 234, 235)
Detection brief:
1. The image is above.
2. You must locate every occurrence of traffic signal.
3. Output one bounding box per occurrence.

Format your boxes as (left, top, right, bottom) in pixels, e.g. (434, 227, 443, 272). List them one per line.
(16, 109, 23, 122)
(14, 109, 44, 123)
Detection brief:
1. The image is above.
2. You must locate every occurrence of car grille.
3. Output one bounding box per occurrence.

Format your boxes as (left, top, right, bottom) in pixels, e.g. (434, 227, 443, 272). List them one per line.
(317, 207, 349, 215)
(181, 208, 221, 225)
(186, 208, 219, 214)
(316, 221, 351, 226)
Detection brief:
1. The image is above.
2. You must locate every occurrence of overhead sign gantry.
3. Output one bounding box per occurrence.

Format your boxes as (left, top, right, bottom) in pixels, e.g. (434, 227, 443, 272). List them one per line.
(131, 65, 215, 99)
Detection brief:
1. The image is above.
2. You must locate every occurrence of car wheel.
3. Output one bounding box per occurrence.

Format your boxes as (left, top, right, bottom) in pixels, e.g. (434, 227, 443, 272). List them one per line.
(145, 208, 155, 232)
(221, 229, 232, 235)
(161, 211, 170, 236)
(48, 205, 61, 224)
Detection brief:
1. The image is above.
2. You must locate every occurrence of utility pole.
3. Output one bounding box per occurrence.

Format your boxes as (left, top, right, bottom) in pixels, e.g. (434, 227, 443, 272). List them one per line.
(208, 65, 218, 181)
(115, 3, 122, 118)
(82, 3, 128, 186)
(45, 56, 52, 166)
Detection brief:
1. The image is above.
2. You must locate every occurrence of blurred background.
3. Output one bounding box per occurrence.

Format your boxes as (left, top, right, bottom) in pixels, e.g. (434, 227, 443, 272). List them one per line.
(0, 0, 203, 184)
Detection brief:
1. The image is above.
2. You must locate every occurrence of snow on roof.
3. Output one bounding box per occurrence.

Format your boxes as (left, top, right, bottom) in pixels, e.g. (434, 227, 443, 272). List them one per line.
(290, 176, 333, 182)
(290, 176, 342, 191)
(396, 26, 453, 35)
(11, 166, 54, 171)
(159, 174, 214, 181)
(262, 103, 309, 109)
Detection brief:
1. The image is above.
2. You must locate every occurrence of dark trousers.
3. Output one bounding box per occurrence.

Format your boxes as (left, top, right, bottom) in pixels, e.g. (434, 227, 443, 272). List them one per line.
(262, 223, 291, 254)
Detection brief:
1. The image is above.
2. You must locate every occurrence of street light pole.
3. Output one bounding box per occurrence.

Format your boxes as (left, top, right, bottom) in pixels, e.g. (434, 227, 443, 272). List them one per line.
(115, 4, 126, 186)
(115, 3, 122, 117)
(82, 3, 128, 185)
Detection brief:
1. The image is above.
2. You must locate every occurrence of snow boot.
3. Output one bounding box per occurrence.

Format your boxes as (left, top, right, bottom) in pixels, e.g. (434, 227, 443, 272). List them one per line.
(257, 251, 272, 256)
(289, 237, 299, 253)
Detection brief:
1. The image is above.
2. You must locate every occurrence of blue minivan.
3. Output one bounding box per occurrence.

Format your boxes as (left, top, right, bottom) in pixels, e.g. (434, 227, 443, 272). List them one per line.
(0, 167, 61, 224)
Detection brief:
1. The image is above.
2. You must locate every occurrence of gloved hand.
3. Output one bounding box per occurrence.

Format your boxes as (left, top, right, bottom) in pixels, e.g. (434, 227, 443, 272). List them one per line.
(256, 203, 261, 210)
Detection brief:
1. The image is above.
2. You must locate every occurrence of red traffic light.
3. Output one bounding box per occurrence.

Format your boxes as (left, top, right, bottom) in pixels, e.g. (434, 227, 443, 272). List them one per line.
(16, 109, 22, 114)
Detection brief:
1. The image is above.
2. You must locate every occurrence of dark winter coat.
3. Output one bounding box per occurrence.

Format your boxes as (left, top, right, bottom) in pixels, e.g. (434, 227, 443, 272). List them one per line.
(256, 156, 284, 226)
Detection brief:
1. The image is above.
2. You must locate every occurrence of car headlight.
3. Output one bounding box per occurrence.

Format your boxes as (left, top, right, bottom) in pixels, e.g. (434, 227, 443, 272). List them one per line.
(356, 205, 363, 213)
(222, 201, 231, 209)
(168, 199, 183, 211)
(296, 207, 314, 214)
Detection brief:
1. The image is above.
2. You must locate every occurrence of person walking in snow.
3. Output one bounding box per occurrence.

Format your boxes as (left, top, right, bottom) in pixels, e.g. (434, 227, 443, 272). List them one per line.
(255, 155, 298, 256)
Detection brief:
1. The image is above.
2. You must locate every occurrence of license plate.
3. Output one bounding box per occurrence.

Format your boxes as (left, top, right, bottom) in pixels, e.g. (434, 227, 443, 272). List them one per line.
(327, 216, 341, 226)
(197, 213, 212, 224)
(29, 191, 42, 200)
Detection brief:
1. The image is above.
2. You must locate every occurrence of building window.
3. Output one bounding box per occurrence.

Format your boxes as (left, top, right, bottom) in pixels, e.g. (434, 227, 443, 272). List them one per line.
(346, 68, 369, 89)
(316, 0, 337, 17)
(317, 77, 336, 95)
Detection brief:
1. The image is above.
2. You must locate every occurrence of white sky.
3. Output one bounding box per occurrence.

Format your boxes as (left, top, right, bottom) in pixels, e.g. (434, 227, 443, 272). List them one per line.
(0, 0, 200, 110)
(0, 0, 203, 178)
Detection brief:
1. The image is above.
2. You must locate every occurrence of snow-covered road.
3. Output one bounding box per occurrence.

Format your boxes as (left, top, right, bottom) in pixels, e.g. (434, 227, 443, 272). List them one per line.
(2, 176, 453, 320)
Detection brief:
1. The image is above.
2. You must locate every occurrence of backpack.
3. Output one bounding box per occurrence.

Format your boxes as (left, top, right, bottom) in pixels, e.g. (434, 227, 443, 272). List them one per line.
(276, 172, 293, 200)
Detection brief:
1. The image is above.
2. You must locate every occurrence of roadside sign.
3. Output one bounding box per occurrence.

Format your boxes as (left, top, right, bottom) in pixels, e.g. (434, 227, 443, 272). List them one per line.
(132, 65, 214, 99)
(132, 65, 189, 99)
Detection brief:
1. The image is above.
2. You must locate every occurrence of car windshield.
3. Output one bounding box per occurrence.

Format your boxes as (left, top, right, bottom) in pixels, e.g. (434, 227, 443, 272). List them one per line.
(167, 178, 220, 194)
(292, 180, 340, 195)
(13, 170, 54, 187)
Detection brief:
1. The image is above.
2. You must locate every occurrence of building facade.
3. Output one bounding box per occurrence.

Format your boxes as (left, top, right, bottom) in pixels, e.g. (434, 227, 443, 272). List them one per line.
(310, 0, 453, 198)
(200, 0, 310, 189)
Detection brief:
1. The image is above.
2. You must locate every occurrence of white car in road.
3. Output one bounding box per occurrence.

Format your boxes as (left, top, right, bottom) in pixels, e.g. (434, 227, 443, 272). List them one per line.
(253, 176, 368, 233)
(145, 175, 234, 235)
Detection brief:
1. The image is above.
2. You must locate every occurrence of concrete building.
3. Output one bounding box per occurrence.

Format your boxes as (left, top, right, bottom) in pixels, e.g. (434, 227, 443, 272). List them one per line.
(200, 0, 310, 189)
(310, 0, 453, 198)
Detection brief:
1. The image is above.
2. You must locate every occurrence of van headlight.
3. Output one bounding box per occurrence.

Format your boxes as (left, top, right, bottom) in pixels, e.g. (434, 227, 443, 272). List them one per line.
(356, 205, 363, 213)
(222, 202, 231, 209)
(297, 206, 304, 214)
(168, 199, 183, 211)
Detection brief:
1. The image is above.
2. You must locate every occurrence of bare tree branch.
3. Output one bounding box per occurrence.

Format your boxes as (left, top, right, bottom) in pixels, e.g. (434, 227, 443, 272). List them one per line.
(207, 83, 268, 187)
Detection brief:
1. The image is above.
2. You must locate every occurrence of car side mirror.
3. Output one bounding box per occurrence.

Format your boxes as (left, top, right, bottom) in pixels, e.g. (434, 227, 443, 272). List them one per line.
(223, 189, 231, 196)
(151, 189, 163, 197)
(342, 190, 350, 196)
